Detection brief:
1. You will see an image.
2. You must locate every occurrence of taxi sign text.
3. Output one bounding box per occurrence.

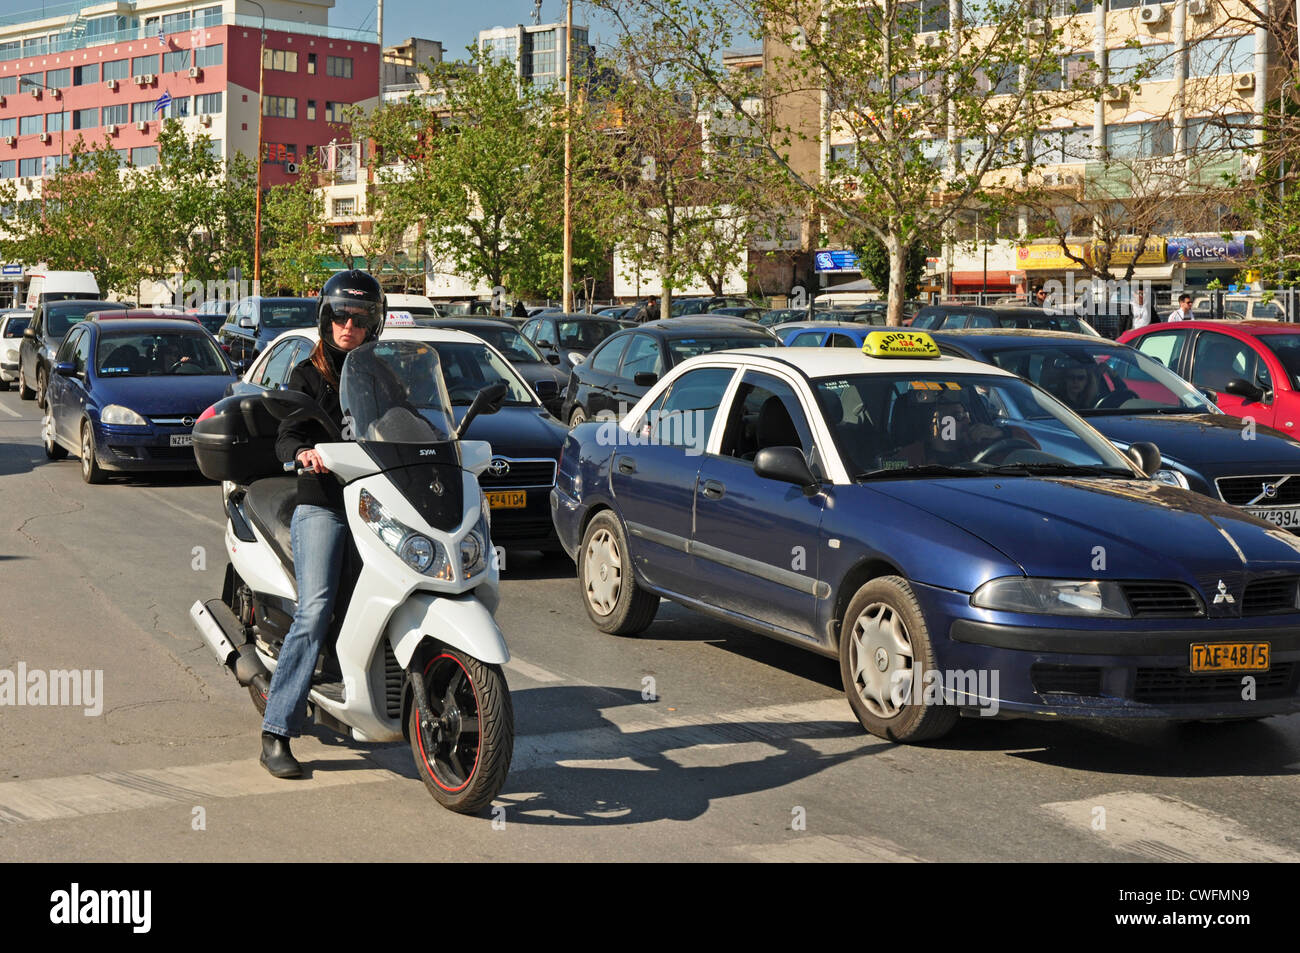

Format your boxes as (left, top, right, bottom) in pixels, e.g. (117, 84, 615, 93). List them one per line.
(862, 330, 940, 358)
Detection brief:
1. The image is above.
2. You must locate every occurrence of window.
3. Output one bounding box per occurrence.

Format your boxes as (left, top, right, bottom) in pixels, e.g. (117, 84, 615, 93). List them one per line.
(168, 95, 191, 119)
(73, 108, 99, 130)
(264, 143, 297, 164)
(263, 96, 296, 118)
(263, 49, 298, 72)
(74, 64, 99, 86)
(195, 44, 223, 68)
(132, 101, 155, 122)
(1105, 120, 1172, 160)
(20, 72, 43, 92)
(22, 38, 45, 55)
(0, 77, 14, 96)
(1187, 114, 1252, 152)
(112, 148, 128, 167)
(43, 154, 65, 173)
(103, 59, 129, 82)
(790, 332, 824, 347)
(1134, 330, 1186, 371)
(898, 0, 950, 32)
(19, 157, 41, 177)
(637, 366, 737, 448)
(720, 372, 815, 460)
(0, 41, 19, 60)
(0, 159, 14, 179)
(1192, 332, 1270, 393)
(324, 101, 346, 123)
(619, 334, 664, 379)
(131, 146, 158, 167)
(162, 11, 192, 33)
(588, 336, 627, 373)
(307, 53, 317, 75)
(163, 49, 191, 73)
(198, 5, 222, 26)
(0, 118, 13, 137)
(256, 340, 302, 388)
(132, 55, 158, 76)
(207, 139, 222, 159)
(306, 100, 317, 121)
(1190, 34, 1252, 77)
(1108, 43, 1174, 84)
(45, 68, 70, 89)
(196, 91, 223, 114)
(19, 115, 42, 136)
(326, 56, 353, 78)
(1032, 126, 1092, 164)
(45, 112, 65, 132)
(102, 104, 128, 126)
(333, 197, 356, 216)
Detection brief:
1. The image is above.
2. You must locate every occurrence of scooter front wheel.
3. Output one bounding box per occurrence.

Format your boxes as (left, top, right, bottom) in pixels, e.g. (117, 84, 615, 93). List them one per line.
(409, 649, 514, 814)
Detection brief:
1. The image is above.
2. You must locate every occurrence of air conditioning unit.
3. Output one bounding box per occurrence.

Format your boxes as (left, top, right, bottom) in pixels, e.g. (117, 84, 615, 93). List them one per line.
(0, 95, 6, 107)
(199, 114, 212, 127)
(1235, 73, 1256, 92)
(38, 132, 50, 144)
(105, 124, 118, 135)
(51, 88, 61, 100)
(1027, 20, 1047, 35)
(106, 79, 118, 91)
(189, 66, 203, 80)
(1138, 4, 1168, 25)
(133, 74, 148, 86)
(1103, 87, 1129, 102)
(1188, 0, 1210, 14)
(284, 160, 300, 174)
(3, 136, 15, 147)
(136, 120, 149, 131)
(922, 33, 942, 47)
(144, 73, 155, 85)
(28, 87, 40, 99)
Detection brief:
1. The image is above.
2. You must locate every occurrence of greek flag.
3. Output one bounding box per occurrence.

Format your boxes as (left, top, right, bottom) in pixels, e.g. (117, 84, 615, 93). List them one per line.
(157, 26, 167, 47)
(153, 90, 172, 115)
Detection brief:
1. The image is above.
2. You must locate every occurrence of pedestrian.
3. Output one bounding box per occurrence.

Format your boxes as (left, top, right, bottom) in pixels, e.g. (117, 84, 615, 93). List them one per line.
(635, 295, 659, 323)
(1130, 289, 1151, 330)
(1035, 287, 1048, 308)
(1167, 293, 1194, 322)
(511, 299, 527, 318)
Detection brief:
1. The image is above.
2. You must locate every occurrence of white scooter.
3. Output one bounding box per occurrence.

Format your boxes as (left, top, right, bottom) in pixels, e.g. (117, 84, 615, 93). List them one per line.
(189, 340, 514, 813)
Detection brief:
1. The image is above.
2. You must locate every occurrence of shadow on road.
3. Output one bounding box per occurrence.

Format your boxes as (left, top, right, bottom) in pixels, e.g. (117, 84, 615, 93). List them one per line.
(496, 549, 578, 581)
(0, 442, 41, 478)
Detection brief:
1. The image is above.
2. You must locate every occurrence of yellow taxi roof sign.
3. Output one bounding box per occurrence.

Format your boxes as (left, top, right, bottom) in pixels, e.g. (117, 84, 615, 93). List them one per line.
(862, 330, 941, 358)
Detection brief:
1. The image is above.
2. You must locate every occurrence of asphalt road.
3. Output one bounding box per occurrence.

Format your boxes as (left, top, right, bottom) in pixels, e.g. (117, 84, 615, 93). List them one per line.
(1, 386, 1299, 864)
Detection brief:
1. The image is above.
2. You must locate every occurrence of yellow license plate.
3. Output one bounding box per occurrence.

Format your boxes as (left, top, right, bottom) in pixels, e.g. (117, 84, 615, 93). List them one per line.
(1189, 642, 1270, 673)
(486, 491, 526, 509)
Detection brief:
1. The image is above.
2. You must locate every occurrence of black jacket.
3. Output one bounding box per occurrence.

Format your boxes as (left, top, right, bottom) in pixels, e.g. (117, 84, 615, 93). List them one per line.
(275, 351, 347, 510)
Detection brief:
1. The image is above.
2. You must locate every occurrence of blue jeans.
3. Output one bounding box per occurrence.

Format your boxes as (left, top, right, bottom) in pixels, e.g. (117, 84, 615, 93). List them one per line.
(261, 504, 349, 738)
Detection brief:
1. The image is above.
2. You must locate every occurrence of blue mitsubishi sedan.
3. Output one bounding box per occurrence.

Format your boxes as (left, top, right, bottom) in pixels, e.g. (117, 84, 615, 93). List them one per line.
(551, 333, 1300, 742)
(43, 318, 237, 483)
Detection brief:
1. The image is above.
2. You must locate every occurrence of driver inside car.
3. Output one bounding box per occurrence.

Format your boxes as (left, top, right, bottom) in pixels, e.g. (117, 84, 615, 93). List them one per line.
(892, 388, 1009, 466)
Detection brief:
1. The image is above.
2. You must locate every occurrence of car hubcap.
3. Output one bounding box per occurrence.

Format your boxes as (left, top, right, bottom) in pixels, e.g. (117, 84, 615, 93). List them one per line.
(584, 528, 621, 615)
(42, 412, 54, 448)
(81, 430, 91, 476)
(850, 602, 914, 719)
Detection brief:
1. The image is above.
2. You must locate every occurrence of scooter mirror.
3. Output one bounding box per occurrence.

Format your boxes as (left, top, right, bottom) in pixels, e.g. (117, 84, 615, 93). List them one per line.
(454, 382, 510, 440)
(260, 387, 342, 441)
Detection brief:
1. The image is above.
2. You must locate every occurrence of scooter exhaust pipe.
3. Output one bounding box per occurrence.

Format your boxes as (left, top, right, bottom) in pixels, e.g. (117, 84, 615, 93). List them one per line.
(190, 598, 271, 688)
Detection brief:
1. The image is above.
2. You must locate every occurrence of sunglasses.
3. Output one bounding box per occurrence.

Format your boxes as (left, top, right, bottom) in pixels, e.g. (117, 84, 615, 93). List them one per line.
(330, 310, 380, 329)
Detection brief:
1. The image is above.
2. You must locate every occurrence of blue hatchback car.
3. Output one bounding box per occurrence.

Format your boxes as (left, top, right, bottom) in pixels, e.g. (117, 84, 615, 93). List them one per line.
(552, 338, 1300, 742)
(42, 317, 237, 483)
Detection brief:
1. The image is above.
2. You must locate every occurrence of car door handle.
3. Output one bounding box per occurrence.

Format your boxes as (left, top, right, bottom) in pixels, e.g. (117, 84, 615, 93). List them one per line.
(617, 456, 636, 474)
(701, 479, 725, 500)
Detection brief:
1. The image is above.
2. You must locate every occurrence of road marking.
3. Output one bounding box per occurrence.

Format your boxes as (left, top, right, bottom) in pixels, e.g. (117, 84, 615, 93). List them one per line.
(735, 833, 927, 863)
(0, 403, 21, 418)
(1041, 792, 1300, 863)
(0, 741, 402, 825)
(504, 657, 564, 683)
(136, 487, 225, 530)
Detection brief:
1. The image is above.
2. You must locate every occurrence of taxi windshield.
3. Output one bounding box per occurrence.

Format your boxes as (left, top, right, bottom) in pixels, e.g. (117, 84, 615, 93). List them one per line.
(340, 341, 455, 443)
(813, 373, 1139, 479)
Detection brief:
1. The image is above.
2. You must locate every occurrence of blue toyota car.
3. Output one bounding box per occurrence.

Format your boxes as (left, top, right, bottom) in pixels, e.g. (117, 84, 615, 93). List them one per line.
(43, 317, 237, 483)
(551, 334, 1300, 742)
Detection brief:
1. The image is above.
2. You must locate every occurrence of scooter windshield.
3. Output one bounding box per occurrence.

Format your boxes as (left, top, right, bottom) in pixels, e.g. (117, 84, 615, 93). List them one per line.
(340, 340, 456, 444)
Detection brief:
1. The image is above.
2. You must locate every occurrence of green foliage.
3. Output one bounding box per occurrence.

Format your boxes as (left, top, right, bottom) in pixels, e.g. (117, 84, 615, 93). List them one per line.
(261, 154, 335, 295)
(854, 233, 926, 300)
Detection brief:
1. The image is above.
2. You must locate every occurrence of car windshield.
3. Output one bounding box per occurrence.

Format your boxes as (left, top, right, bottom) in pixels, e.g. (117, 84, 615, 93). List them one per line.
(557, 320, 620, 349)
(467, 327, 544, 363)
(97, 331, 231, 377)
(340, 340, 455, 443)
(666, 335, 778, 363)
(48, 302, 126, 337)
(1000, 312, 1100, 335)
(4, 317, 30, 337)
(1260, 334, 1300, 389)
(428, 340, 537, 406)
(984, 343, 1214, 415)
(261, 300, 316, 329)
(815, 373, 1138, 479)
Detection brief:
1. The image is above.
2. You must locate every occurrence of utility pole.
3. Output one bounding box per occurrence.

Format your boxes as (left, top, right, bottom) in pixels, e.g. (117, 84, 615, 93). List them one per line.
(562, 0, 574, 312)
(377, 0, 384, 99)
(248, 0, 267, 290)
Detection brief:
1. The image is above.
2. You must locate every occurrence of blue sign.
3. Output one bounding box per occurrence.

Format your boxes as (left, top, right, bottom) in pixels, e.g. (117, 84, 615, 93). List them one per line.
(814, 249, 861, 273)
(1, 263, 22, 277)
(1166, 235, 1249, 263)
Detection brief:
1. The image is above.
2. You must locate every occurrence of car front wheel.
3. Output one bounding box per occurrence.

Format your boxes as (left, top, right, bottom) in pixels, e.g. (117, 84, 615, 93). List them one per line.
(578, 510, 658, 635)
(839, 575, 958, 743)
(80, 421, 107, 484)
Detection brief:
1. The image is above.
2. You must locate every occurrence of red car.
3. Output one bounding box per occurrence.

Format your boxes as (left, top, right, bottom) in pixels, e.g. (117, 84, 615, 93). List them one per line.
(1119, 320, 1300, 436)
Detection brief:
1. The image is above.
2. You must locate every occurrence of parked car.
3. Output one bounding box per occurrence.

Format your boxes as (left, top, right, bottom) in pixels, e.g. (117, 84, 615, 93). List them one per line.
(424, 317, 568, 416)
(1120, 320, 1300, 435)
(42, 317, 237, 483)
(779, 322, 877, 348)
(669, 296, 756, 317)
(990, 306, 1101, 336)
(386, 293, 441, 320)
(519, 313, 626, 370)
(596, 305, 635, 320)
(18, 299, 129, 405)
(230, 326, 568, 553)
(0, 310, 32, 390)
(190, 299, 232, 335)
(932, 328, 1300, 530)
(710, 306, 765, 321)
(561, 317, 779, 427)
(216, 297, 317, 369)
(553, 339, 1300, 742)
(1193, 295, 1288, 321)
(759, 307, 810, 327)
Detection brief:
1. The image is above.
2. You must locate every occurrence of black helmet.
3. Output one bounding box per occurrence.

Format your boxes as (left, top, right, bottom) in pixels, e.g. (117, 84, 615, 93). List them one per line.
(318, 270, 385, 352)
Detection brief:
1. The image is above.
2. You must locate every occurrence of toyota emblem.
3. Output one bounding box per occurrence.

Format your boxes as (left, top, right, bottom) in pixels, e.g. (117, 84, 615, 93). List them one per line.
(1264, 483, 1279, 499)
(488, 458, 510, 477)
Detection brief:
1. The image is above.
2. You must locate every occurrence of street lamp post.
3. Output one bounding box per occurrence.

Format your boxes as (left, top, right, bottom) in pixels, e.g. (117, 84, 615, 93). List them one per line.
(562, 0, 574, 313)
(247, 0, 267, 290)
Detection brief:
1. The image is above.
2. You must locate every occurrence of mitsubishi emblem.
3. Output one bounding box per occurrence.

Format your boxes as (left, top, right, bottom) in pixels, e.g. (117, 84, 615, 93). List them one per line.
(488, 457, 510, 477)
(1212, 580, 1235, 605)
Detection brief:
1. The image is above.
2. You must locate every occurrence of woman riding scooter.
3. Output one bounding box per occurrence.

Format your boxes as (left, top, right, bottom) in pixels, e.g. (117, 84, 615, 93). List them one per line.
(260, 270, 386, 778)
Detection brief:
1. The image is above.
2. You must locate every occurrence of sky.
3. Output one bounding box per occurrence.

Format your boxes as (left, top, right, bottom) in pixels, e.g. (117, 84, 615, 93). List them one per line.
(326, 0, 621, 59)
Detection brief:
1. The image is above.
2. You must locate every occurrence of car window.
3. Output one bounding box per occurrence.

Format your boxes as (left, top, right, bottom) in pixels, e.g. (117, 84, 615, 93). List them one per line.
(619, 334, 664, 378)
(1254, 301, 1284, 320)
(472, 327, 543, 363)
(558, 320, 619, 349)
(829, 333, 859, 348)
(431, 341, 534, 405)
(73, 330, 91, 375)
(257, 338, 301, 389)
(719, 371, 816, 462)
(55, 327, 81, 363)
(261, 301, 316, 329)
(965, 313, 997, 329)
(666, 335, 777, 364)
(790, 331, 823, 347)
(1191, 332, 1270, 393)
(633, 365, 737, 449)
(3, 317, 29, 337)
(534, 320, 558, 348)
(911, 313, 938, 329)
(588, 335, 628, 373)
(1225, 299, 1248, 317)
(1258, 333, 1300, 389)
(519, 319, 538, 339)
(47, 302, 126, 338)
(1133, 330, 1187, 371)
(987, 344, 1210, 413)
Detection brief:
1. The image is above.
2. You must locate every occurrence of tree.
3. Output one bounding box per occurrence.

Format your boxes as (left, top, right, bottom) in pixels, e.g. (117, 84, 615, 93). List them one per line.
(854, 232, 927, 300)
(261, 154, 336, 294)
(596, 0, 1102, 325)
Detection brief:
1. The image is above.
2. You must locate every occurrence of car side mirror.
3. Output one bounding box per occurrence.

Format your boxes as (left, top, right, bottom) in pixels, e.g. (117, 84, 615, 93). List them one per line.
(754, 446, 819, 496)
(23, 327, 36, 339)
(633, 371, 659, 387)
(1127, 441, 1162, 477)
(54, 361, 76, 377)
(1224, 378, 1264, 403)
(545, 352, 561, 365)
(1198, 387, 1218, 404)
(238, 316, 256, 329)
(454, 381, 510, 439)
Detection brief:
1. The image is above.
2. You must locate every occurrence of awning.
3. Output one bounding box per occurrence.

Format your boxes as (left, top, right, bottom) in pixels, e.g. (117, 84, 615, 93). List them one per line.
(1118, 263, 1176, 281)
(949, 270, 1016, 288)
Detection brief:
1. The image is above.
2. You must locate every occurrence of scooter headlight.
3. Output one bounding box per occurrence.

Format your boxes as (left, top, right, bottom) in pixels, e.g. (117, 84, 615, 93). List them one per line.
(359, 489, 452, 580)
(461, 528, 486, 578)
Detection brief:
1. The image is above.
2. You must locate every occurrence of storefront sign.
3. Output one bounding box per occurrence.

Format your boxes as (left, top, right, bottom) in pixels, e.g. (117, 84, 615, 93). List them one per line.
(1, 263, 23, 278)
(1088, 235, 1165, 266)
(1015, 243, 1086, 270)
(814, 249, 861, 274)
(1166, 235, 1250, 262)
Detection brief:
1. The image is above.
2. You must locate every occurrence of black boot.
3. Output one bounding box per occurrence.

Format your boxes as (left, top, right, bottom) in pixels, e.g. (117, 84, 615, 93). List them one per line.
(260, 731, 302, 779)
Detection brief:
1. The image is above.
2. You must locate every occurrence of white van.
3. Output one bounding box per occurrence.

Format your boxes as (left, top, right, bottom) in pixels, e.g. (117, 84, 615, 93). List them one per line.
(25, 270, 100, 311)
(385, 293, 441, 320)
